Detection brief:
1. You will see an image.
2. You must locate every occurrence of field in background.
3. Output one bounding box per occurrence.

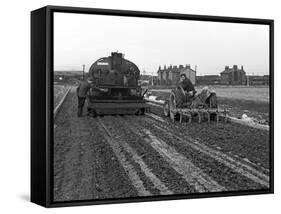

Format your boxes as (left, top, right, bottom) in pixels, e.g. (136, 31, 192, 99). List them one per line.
(150, 86, 269, 103)
(207, 86, 269, 103)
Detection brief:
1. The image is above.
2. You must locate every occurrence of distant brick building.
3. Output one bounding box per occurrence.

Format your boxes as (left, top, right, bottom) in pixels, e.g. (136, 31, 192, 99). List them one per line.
(157, 64, 196, 85)
(247, 75, 269, 86)
(220, 65, 246, 85)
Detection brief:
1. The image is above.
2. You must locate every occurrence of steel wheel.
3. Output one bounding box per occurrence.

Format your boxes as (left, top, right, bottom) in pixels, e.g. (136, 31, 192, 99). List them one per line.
(163, 101, 170, 117)
(169, 92, 180, 121)
(87, 108, 97, 117)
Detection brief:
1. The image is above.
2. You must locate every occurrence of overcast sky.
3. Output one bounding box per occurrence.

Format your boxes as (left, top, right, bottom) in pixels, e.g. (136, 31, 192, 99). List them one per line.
(54, 12, 269, 76)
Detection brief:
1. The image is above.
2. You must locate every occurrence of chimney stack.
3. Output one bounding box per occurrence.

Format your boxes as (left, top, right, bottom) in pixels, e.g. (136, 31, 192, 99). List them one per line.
(233, 65, 238, 70)
(225, 66, 229, 70)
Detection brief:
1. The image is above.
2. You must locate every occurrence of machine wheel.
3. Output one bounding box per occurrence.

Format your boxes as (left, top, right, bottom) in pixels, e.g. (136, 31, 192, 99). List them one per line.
(136, 108, 145, 115)
(210, 112, 217, 121)
(163, 101, 170, 117)
(139, 108, 145, 115)
(169, 110, 180, 122)
(169, 91, 180, 121)
(208, 93, 218, 108)
(87, 108, 97, 117)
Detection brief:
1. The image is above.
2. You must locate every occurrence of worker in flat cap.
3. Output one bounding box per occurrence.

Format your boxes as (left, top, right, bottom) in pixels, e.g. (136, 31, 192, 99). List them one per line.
(76, 78, 94, 117)
(76, 77, 108, 117)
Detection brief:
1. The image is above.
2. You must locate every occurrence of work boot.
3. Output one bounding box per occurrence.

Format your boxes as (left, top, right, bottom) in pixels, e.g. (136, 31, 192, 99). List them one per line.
(77, 108, 82, 117)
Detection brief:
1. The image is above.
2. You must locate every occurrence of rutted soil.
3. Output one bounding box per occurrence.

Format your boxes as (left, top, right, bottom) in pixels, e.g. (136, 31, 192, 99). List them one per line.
(54, 90, 137, 201)
(53, 90, 270, 201)
(147, 106, 270, 169)
(101, 116, 197, 195)
(129, 116, 267, 191)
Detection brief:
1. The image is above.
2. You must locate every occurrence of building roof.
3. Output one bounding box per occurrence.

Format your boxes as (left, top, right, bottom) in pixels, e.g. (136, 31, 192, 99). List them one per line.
(158, 66, 196, 74)
(196, 75, 220, 78)
(178, 67, 196, 74)
(221, 68, 245, 74)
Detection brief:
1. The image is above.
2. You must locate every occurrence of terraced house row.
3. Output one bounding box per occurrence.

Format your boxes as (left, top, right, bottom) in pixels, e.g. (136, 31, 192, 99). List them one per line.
(157, 64, 197, 85)
(156, 64, 269, 86)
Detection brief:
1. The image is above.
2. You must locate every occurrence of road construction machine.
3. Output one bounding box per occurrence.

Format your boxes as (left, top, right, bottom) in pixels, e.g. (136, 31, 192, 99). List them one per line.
(87, 52, 149, 116)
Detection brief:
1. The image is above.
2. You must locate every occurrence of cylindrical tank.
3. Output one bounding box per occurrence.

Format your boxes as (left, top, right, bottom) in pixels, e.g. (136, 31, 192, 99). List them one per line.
(86, 52, 150, 116)
(88, 52, 140, 87)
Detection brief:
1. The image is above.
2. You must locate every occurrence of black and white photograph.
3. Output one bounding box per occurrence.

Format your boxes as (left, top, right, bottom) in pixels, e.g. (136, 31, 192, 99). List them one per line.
(52, 11, 272, 203)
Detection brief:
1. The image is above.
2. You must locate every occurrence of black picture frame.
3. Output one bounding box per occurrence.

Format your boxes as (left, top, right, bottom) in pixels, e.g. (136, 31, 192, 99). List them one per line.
(31, 5, 274, 208)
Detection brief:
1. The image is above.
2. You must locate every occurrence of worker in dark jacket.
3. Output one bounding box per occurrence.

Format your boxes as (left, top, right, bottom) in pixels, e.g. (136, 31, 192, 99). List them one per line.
(76, 79, 93, 117)
(178, 73, 196, 97)
(76, 78, 108, 117)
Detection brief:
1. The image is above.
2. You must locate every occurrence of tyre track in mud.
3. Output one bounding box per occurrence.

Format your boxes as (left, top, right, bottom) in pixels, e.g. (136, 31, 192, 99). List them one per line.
(120, 116, 228, 192)
(96, 116, 153, 196)
(146, 113, 270, 176)
(99, 116, 177, 195)
(54, 91, 138, 201)
(148, 105, 270, 169)
(87, 118, 138, 199)
(54, 90, 270, 201)
(99, 116, 197, 195)
(127, 115, 268, 191)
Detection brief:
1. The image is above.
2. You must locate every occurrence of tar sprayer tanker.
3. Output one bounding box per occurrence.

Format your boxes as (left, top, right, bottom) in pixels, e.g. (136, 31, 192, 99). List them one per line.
(86, 52, 150, 116)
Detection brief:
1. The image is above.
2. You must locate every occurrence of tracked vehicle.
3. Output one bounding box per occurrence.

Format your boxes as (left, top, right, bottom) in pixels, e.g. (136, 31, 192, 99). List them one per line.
(87, 52, 150, 116)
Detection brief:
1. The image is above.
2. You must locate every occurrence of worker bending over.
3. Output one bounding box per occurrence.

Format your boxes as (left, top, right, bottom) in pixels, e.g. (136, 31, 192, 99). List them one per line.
(76, 78, 107, 117)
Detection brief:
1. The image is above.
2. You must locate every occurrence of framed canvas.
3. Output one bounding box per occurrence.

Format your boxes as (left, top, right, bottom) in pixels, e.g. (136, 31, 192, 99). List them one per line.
(31, 5, 274, 207)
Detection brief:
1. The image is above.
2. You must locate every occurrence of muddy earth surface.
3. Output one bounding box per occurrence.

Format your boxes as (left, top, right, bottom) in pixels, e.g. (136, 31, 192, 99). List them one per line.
(54, 90, 270, 202)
